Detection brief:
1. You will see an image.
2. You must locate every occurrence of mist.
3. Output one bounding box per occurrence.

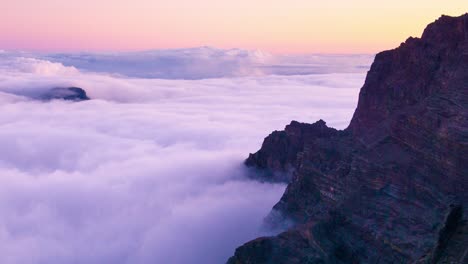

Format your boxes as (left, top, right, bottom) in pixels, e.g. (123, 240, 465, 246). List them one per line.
(0, 48, 371, 264)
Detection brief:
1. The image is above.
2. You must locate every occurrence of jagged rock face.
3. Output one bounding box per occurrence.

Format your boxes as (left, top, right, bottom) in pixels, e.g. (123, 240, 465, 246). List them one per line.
(230, 14, 468, 264)
(245, 120, 338, 182)
(41, 87, 90, 101)
(349, 14, 468, 135)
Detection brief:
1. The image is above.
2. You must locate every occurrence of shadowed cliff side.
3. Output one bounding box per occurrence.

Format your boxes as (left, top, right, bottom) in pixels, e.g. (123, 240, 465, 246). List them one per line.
(230, 14, 468, 263)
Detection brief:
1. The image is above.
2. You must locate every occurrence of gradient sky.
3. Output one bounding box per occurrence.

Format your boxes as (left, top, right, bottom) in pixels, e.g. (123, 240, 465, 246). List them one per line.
(1, 0, 466, 53)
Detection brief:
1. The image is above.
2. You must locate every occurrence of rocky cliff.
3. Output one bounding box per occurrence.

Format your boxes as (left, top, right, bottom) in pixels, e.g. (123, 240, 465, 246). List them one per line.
(229, 14, 468, 263)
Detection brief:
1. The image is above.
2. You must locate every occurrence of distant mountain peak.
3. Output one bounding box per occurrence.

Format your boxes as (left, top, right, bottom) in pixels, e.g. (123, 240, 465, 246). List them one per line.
(40, 87, 90, 101)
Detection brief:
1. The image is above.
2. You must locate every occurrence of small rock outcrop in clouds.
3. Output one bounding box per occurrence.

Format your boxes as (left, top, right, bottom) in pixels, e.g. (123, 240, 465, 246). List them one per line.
(40, 87, 90, 101)
(229, 13, 468, 264)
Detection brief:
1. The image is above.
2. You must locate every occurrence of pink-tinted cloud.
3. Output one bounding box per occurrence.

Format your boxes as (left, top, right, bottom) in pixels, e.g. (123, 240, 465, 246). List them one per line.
(0, 51, 370, 263)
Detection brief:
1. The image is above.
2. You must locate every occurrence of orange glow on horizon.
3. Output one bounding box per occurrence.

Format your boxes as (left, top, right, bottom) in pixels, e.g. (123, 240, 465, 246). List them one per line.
(1, 1, 466, 54)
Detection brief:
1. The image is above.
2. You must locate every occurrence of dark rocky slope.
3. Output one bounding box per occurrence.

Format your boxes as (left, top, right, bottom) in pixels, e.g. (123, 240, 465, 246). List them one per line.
(229, 14, 468, 263)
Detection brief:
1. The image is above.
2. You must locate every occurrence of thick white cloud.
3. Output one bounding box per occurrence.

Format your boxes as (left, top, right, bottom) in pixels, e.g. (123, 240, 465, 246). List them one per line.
(0, 49, 371, 264)
(0, 56, 79, 76)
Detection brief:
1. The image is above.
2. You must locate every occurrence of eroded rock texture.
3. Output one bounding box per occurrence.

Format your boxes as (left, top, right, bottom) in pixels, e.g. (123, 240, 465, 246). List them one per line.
(229, 14, 468, 264)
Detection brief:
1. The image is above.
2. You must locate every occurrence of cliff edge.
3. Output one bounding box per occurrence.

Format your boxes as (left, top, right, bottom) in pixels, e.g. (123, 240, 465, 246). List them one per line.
(229, 14, 468, 264)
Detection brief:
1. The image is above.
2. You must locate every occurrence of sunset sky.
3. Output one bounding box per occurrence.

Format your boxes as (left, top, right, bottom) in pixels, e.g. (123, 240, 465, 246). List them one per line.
(1, 0, 466, 53)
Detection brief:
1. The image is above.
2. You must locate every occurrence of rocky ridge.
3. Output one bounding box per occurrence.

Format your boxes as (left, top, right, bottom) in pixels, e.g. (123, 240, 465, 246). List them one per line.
(40, 87, 90, 101)
(228, 14, 468, 263)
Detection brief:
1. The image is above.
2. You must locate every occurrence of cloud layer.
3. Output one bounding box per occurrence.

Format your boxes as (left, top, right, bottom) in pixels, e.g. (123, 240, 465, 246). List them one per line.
(0, 49, 371, 264)
(2, 47, 373, 79)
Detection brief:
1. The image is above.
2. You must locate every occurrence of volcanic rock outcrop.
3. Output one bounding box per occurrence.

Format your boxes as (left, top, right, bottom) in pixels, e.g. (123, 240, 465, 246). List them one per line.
(229, 14, 468, 263)
(40, 87, 90, 101)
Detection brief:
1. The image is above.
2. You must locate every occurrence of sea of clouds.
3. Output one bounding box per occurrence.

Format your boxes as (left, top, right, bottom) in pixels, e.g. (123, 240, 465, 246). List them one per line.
(0, 48, 373, 264)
